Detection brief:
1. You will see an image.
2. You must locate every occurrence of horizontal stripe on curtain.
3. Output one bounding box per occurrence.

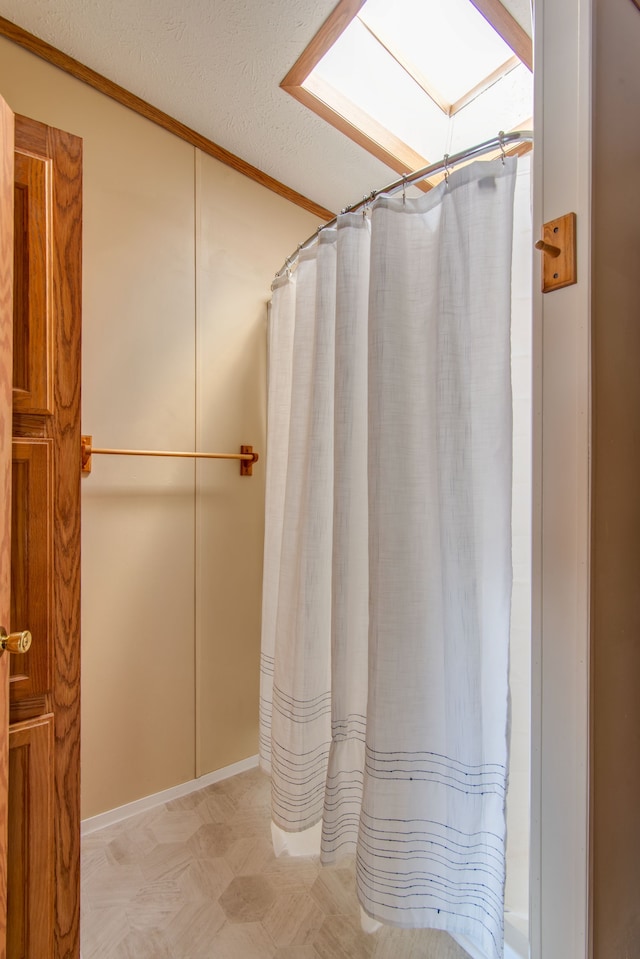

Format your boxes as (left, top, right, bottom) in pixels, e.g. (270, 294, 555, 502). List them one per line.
(260, 156, 519, 959)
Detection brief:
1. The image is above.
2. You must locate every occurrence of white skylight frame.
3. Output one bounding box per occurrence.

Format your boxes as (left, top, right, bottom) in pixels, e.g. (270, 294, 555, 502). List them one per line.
(281, 0, 533, 185)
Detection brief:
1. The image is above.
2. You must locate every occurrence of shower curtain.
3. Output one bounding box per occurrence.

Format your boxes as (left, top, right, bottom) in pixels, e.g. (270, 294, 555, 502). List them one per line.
(260, 156, 519, 959)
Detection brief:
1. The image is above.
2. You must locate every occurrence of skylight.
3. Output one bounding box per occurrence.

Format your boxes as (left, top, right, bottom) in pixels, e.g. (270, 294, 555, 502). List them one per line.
(281, 0, 533, 182)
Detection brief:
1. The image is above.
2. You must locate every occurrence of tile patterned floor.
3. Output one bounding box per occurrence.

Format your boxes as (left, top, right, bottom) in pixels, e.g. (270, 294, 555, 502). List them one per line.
(81, 766, 470, 959)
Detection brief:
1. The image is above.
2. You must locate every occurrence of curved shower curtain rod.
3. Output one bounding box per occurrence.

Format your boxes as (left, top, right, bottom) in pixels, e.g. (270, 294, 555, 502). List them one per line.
(276, 129, 534, 279)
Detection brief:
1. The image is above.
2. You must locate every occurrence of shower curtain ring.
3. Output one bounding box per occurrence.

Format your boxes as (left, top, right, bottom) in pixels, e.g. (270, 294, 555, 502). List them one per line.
(443, 154, 450, 187)
(498, 131, 506, 164)
(402, 174, 407, 205)
(361, 190, 376, 218)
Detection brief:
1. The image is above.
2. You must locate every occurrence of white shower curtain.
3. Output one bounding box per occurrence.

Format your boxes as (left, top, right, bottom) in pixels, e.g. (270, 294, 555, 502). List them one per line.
(260, 156, 520, 959)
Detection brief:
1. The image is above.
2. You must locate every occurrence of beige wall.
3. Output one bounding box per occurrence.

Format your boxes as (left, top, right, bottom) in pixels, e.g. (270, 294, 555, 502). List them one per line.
(0, 37, 318, 818)
(193, 153, 320, 776)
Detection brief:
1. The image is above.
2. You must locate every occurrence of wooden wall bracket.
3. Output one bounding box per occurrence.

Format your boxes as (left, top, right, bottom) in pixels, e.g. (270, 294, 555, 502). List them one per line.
(535, 212, 577, 293)
(81, 434, 92, 474)
(240, 446, 257, 476)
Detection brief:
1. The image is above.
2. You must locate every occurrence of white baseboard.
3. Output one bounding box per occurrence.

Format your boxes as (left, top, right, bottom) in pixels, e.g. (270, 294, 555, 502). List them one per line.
(504, 918, 530, 959)
(452, 919, 529, 959)
(81, 754, 260, 836)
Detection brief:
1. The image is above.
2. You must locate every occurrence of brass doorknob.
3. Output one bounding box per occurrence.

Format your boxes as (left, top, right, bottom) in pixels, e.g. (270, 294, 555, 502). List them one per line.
(0, 627, 32, 654)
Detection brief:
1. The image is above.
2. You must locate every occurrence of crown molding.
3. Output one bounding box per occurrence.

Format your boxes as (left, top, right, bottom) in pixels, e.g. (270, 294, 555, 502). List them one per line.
(0, 15, 335, 222)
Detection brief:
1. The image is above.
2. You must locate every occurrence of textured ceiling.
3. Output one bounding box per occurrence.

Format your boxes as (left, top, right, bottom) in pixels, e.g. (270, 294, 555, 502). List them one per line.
(0, 0, 531, 216)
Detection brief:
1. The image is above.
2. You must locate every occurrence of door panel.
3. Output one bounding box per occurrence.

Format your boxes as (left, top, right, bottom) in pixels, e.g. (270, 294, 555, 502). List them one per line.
(12, 151, 52, 415)
(0, 91, 15, 959)
(10, 440, 52, 704)
(9, 114, 82, 959)
(7, 717, 54, 959)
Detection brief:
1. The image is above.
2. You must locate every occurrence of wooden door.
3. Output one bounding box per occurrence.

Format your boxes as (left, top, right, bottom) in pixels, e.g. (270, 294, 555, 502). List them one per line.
(8, 114, 82, 959)
(0, 92, 15, 959)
